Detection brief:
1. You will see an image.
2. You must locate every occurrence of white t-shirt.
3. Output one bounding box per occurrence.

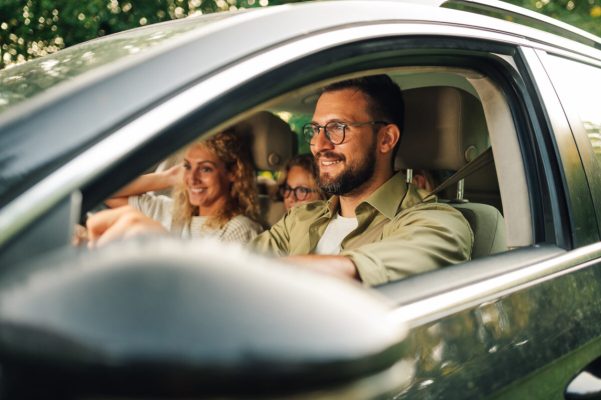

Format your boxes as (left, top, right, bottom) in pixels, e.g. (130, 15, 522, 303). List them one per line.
(314, 213, 358, 255)
(128, 194, 262, 243)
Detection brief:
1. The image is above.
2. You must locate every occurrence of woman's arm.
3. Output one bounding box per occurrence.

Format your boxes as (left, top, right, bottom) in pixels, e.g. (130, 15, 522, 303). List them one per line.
(105, 164, 182, 208)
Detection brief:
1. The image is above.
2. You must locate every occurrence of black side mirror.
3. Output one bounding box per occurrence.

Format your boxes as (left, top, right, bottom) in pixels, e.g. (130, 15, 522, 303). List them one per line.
(0, 238, 409, 399)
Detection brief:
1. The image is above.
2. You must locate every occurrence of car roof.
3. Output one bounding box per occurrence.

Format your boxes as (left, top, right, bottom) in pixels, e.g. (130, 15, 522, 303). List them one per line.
(1, 0, 601, 208)
(1, 0, 599, 118)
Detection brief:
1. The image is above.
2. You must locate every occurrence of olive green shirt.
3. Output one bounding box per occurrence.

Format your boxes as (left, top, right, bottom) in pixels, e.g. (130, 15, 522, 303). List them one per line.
(251, 172, 473, 286)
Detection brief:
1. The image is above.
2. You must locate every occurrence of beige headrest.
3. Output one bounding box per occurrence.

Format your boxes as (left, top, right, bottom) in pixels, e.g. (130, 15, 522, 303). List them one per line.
(396, 86, 489, 171)
(235, 111, 297, 171)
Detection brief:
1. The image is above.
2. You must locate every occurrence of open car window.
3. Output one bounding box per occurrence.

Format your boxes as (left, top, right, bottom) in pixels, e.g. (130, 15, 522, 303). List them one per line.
(1, 33, 548, 286)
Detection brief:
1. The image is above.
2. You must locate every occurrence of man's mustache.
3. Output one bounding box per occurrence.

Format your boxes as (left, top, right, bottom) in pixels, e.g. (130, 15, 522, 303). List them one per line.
(314, 151, 345, 163)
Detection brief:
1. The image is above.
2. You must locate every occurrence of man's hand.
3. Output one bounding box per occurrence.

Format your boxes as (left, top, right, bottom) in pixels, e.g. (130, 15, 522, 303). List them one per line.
(87, 206, 168, 248)
(284, 255, 360, 281)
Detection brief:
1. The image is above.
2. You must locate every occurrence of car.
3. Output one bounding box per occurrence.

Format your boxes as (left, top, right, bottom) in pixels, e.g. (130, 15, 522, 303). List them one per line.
(1, 0, 601, 398)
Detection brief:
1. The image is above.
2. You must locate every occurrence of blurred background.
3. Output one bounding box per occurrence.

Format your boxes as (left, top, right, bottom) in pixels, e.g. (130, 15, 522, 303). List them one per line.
(1, 0, 600, 70)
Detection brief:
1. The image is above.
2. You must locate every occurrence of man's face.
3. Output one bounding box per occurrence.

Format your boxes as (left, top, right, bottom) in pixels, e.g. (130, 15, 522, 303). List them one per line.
(310, 88, 378, 196)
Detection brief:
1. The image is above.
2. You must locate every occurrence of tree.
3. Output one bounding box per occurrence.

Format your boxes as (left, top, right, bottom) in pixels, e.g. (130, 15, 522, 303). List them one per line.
(503, 0, 601, 37)
(0, 0, 307, 70)
(1, 0, 600, 70)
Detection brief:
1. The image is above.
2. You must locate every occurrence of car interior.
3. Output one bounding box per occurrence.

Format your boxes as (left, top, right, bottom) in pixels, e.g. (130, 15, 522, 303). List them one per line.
(89, 65, 531, 286)
(268, 66, 531, 254)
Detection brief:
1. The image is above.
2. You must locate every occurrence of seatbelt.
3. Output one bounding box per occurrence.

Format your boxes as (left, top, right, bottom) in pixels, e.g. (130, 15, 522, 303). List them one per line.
(424, 147, 494, 200)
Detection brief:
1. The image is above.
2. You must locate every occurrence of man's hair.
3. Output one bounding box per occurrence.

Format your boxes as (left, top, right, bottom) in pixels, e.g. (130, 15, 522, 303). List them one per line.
(322, 74, 404, 135)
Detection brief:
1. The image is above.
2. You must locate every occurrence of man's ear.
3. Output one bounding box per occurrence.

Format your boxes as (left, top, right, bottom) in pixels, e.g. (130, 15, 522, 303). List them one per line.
(378, 124, 401, 154)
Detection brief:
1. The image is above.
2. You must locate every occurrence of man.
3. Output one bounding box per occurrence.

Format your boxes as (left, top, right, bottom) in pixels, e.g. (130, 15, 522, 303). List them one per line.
(88, 75, 473, 286)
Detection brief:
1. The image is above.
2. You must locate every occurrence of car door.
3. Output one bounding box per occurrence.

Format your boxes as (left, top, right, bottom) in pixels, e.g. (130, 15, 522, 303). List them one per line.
(377, 45, 601, 399)
(535, 48, 601, 399)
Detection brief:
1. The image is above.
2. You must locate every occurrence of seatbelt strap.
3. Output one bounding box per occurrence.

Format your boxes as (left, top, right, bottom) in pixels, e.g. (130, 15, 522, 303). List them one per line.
(425, 147, 494, 200)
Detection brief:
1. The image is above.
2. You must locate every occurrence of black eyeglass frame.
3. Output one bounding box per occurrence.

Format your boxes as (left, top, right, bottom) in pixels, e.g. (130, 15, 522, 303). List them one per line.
(302, 120, 390, 145)
(279, 184, 319, 201)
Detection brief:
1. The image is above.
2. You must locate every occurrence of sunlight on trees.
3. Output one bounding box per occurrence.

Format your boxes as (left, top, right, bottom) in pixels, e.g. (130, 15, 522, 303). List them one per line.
(1, 0, 600, 70)
(504, 0, 601, 37)
(0, 0, 306, 70)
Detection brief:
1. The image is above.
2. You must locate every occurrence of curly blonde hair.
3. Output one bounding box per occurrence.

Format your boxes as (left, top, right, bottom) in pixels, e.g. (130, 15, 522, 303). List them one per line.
(172, 130, 259, 229)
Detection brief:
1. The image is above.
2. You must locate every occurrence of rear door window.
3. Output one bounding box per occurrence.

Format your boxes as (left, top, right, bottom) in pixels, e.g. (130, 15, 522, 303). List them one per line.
(542, 53, 601, 230)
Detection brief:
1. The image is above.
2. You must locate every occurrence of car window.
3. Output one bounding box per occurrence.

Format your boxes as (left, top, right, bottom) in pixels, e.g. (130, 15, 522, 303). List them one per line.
(543, 55, 601, 164)
(542, 54, 601, 233)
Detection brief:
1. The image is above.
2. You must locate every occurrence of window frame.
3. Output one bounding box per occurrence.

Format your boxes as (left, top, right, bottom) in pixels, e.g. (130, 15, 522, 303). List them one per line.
(536, 50, 601, 241)
(0, 27, 563, 280)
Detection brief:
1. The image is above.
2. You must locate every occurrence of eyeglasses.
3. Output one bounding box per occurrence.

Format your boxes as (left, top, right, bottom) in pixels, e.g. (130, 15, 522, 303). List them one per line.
(302, 120, 390, 145)
(279, 184, 319, 201)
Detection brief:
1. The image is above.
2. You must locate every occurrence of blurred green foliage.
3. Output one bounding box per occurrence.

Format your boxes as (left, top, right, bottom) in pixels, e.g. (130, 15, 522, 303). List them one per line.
(504, 0, 601, 37)
(1, 0, 600, 70)
(0, 0, 307, 69)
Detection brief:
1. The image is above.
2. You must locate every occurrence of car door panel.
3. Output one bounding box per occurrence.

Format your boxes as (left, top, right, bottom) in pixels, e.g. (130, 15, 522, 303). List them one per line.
(382, 244, 601, 398)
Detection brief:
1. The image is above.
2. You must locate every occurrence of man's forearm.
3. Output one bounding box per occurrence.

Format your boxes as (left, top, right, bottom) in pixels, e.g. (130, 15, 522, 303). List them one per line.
(284, 255, 360, 281)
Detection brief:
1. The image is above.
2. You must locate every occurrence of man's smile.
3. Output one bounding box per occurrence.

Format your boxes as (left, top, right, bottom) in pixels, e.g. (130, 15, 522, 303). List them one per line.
(320, 159, 342, 167)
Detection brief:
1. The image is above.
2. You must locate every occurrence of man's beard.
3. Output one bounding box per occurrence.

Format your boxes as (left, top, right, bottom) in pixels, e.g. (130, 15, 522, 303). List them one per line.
(316, 141, 376, 196)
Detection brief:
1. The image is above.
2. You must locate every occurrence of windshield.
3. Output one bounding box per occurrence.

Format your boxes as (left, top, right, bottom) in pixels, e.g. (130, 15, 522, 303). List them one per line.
(0, 11, 237, 114)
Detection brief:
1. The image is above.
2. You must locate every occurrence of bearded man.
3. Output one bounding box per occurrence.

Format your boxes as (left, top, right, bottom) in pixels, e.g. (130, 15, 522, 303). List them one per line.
(251, 75, 473, 285)
(88, 75, 473, 286)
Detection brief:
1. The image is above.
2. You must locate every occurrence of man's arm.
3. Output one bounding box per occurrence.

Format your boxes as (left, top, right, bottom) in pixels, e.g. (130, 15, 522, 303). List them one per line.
(284, 255, 359, 281)
(250, 211, 292, 256)
(341, 204, 473, 286)
(87, 206, 168, 247)
(86, 207, 361, 282)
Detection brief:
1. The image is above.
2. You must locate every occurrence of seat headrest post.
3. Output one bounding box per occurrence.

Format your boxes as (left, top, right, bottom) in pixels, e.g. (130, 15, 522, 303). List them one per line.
(456, 179, 465, 200)
(406, 168, 413, 184)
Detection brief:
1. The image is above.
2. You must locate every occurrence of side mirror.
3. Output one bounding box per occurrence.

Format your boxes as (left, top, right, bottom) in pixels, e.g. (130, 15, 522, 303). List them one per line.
(0, 238, 409, 398)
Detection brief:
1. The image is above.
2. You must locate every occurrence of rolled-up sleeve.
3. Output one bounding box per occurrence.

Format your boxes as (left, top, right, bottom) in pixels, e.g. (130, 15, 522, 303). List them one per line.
(251, 212, 291, 256)
(341, 204, 473, 286)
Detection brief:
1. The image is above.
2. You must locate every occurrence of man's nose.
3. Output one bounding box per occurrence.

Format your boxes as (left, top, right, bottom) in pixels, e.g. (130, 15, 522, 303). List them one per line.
(311, 127, 334, 153)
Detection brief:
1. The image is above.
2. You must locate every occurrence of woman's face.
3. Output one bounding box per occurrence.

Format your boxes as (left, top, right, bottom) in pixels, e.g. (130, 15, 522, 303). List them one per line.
(283, 165, 321, 210)
(183, 144, 232, 216)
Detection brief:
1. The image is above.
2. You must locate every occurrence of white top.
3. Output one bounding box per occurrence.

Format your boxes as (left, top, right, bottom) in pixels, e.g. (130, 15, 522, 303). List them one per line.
(314, 213, 359, 255)
(129, 194, 262, 244)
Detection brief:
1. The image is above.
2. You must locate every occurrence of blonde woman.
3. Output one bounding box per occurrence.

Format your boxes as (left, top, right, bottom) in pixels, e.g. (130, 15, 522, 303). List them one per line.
(106, 130, 262, 243)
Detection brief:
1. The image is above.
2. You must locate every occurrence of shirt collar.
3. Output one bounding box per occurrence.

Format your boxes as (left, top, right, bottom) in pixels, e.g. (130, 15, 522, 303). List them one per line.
(362, 171, 407, 220)
(325, 195, 339, 217)
(324, 171, 408, 220)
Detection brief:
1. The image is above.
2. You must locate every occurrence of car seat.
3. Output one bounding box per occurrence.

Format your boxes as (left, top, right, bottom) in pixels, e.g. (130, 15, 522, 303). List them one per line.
(154, 112, 296, 227)
(234, 111, 297, 228)
(396, 86, 507, 258)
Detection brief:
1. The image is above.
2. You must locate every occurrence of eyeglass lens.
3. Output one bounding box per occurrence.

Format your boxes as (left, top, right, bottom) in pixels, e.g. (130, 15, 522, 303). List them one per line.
(281, 185, 313, 200)
(303, 122, 345, 145)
